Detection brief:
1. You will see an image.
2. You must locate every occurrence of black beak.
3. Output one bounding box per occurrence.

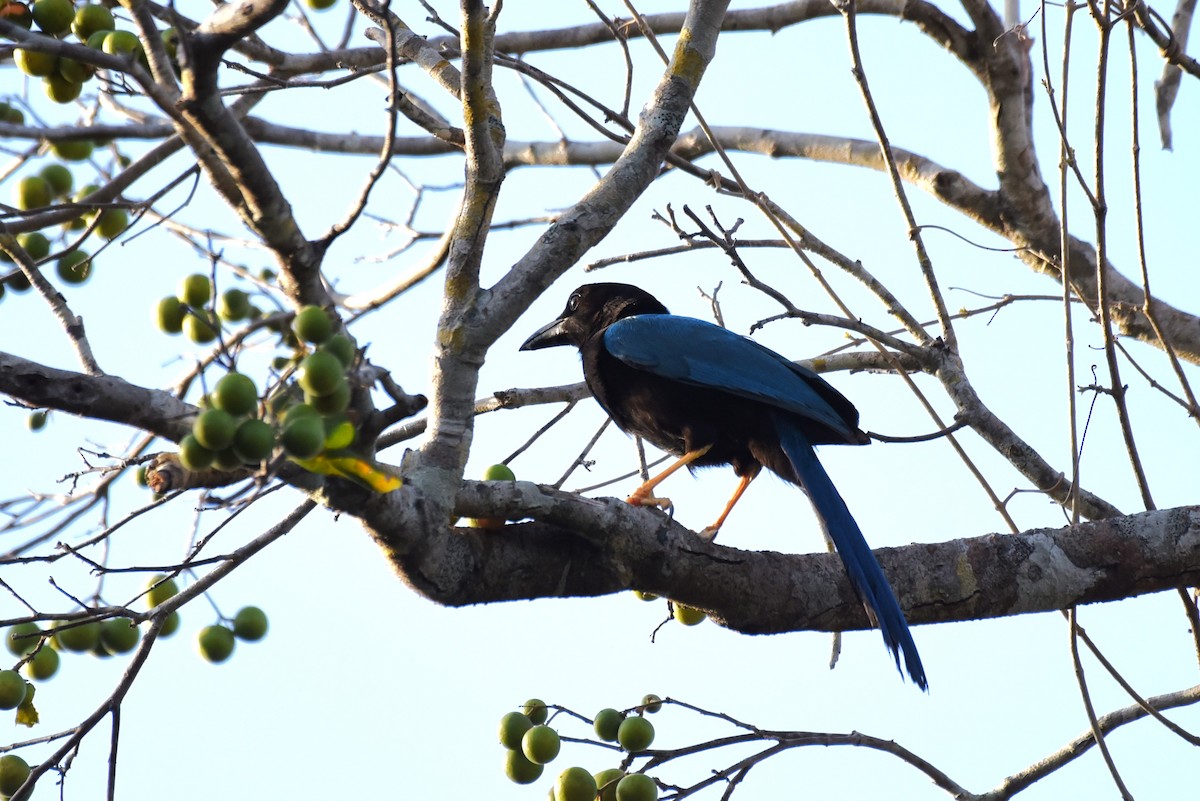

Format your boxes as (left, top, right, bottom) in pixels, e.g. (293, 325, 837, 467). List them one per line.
(520, 317, 571, 351)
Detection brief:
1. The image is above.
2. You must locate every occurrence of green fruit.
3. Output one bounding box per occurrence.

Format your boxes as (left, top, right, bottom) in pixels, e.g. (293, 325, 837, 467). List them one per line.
(8, 272, 32, 292)
(160, 26, 178, 57)
(0, 670, 27, 710)
(71, 2, 112, 40)
(146, 575, 179, 607)
(305, 380, 349, 414)
(50, 138, 93, 161)
(280, 403, 318, 425)
(13, 47, 57, 77)
(44, 73, 83, 104)
(30, 0, 70, 33)
(17, 231, 50, 261)
(58, 56, 94, 83)
(292, 305, 333, 344)
(39, 163, 73, 196)
(615, 773, 656, 801)
(555, 767, 597, 801)
(503, 749, 543, 785)
(593, 708, 623, 742)
(498, 711, 532, 750)
(178, 434, 214, 470)
(56, 250, 90, 284)
(27, 410, 47, 431)
(14, 175, 51, 210)
(213, 372, 257, 416)
(484, 463, 516, 481)
(96, 207, 127, 239)
(101, 28, 140, 56)
(193, 408, 236, 451)
(178, 273, 211, 307)
(595, 769, 625, 801)
(305, 0, 336, 9)
(321, 334, 355, 368)
(617, 716, 655, 752)
(0, 754, 31, 798)
(297, 351, 343, 397)
(160, 610, 181, 637)
(55, 620, 100, 652)
(212, 447, 243, 471)
(641, 693, 662, 714)
(99, 618, 139, 653)
(522, 698, 548, 725)
(197, 625, 234, 663)
(672, 604, 706, 626)
(233, 418, 275, 462)
(521, 725, 560, 765)
(5, 623, 41, 657)
(25, 644, 59, 680)
(217, 288, 250, 321)
(157, 295, 186, 333)
(232, 606, 267, 641)
(183, 311, 219, 344)
(280, 415, 323, 458)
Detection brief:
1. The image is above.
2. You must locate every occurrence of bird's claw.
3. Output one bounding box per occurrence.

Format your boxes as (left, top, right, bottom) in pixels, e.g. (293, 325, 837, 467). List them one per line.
(626, 493, 674, 516)
(697, 525, 720, 542)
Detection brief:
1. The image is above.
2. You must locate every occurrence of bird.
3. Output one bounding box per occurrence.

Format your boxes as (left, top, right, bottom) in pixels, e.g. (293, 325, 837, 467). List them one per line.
(520, 282, 927, 689)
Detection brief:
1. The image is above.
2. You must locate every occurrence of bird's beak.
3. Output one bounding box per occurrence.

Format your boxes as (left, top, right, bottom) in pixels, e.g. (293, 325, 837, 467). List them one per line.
(520, 317, 571, 351)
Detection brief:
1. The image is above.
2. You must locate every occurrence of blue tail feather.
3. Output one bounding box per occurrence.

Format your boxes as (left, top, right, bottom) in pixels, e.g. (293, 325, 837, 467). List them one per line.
(773, 413, 928, 690)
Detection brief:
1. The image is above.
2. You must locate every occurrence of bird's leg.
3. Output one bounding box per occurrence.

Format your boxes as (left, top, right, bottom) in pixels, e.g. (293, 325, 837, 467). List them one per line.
(626, 445, 713, 512)
(698, 469, 758, 541)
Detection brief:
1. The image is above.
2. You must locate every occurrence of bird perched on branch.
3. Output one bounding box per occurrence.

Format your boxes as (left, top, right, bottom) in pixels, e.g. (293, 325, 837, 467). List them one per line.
(520, 282, 926, 689)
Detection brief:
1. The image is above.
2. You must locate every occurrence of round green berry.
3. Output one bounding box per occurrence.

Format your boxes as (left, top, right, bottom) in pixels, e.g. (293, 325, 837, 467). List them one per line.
(197, 625, 235, 663)
(0, 670, 27, 710)
(232, 606, 268, 641)
(192, 408, 236, 451)
(292, 305, 333, 344)
(521, 725, 561, 765)
(498, 711, 531, 750)
(593, 708, 623, 742)
(213, 372, 257, 416)
(617, 716, 655, 752)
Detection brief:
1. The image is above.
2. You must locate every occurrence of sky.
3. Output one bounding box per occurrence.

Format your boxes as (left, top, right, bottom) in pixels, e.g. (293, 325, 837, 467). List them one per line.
(2, 0, 1199, 799)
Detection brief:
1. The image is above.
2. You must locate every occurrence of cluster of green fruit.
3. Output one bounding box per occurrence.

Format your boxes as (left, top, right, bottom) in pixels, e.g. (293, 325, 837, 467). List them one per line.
(196, 606, 267, 664)
(156, 272, 249, 344)
(498, 697, 661, 801)
(4, 0, 175, 104)
(167, 296, 355, 469)
(3, 614, 141, 688)
(1, 149, 129, 296)
(0, 574, 191, 692)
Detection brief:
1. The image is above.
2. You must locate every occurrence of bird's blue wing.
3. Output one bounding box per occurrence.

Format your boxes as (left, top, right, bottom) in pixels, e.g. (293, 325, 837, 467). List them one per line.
(604, 315, 856, 438)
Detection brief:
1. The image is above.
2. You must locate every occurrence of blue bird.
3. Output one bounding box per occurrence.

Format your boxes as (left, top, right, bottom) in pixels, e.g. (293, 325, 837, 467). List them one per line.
(521, 283, 927, 689)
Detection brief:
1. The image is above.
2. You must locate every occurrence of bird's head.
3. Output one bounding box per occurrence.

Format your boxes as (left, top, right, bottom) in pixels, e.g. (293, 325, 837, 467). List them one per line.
(520, 283, 669, 351)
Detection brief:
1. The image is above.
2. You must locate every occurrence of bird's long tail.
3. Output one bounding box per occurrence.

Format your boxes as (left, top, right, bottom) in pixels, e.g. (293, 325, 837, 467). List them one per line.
(772, 413, 928, 690)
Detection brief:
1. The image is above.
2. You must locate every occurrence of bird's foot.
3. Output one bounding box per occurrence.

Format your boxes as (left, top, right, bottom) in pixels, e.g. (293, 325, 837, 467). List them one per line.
(625, 492, 674, 516)
(697, 525, 720, 542)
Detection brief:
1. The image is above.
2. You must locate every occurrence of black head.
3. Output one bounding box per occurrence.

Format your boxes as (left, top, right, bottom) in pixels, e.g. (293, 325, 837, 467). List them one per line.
(520, 283, 669, 351)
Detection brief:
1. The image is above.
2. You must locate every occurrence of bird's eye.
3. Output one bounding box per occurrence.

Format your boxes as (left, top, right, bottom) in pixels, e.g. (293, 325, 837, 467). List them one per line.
(567, 294, 580, 312)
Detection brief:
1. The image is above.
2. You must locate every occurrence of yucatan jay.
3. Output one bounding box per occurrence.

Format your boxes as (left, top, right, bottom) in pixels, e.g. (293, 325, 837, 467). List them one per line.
(520, 283, 926, 689)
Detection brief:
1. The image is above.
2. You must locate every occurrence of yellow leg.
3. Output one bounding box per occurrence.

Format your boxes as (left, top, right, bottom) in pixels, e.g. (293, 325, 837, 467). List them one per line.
(626, 445, 713, 510)
(699, 470, 758, 541)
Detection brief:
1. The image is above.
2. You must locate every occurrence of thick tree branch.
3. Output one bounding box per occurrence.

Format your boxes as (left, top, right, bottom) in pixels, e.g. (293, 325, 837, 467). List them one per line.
(353, 475, 1200, 636)
(0, 353, 193, 443)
